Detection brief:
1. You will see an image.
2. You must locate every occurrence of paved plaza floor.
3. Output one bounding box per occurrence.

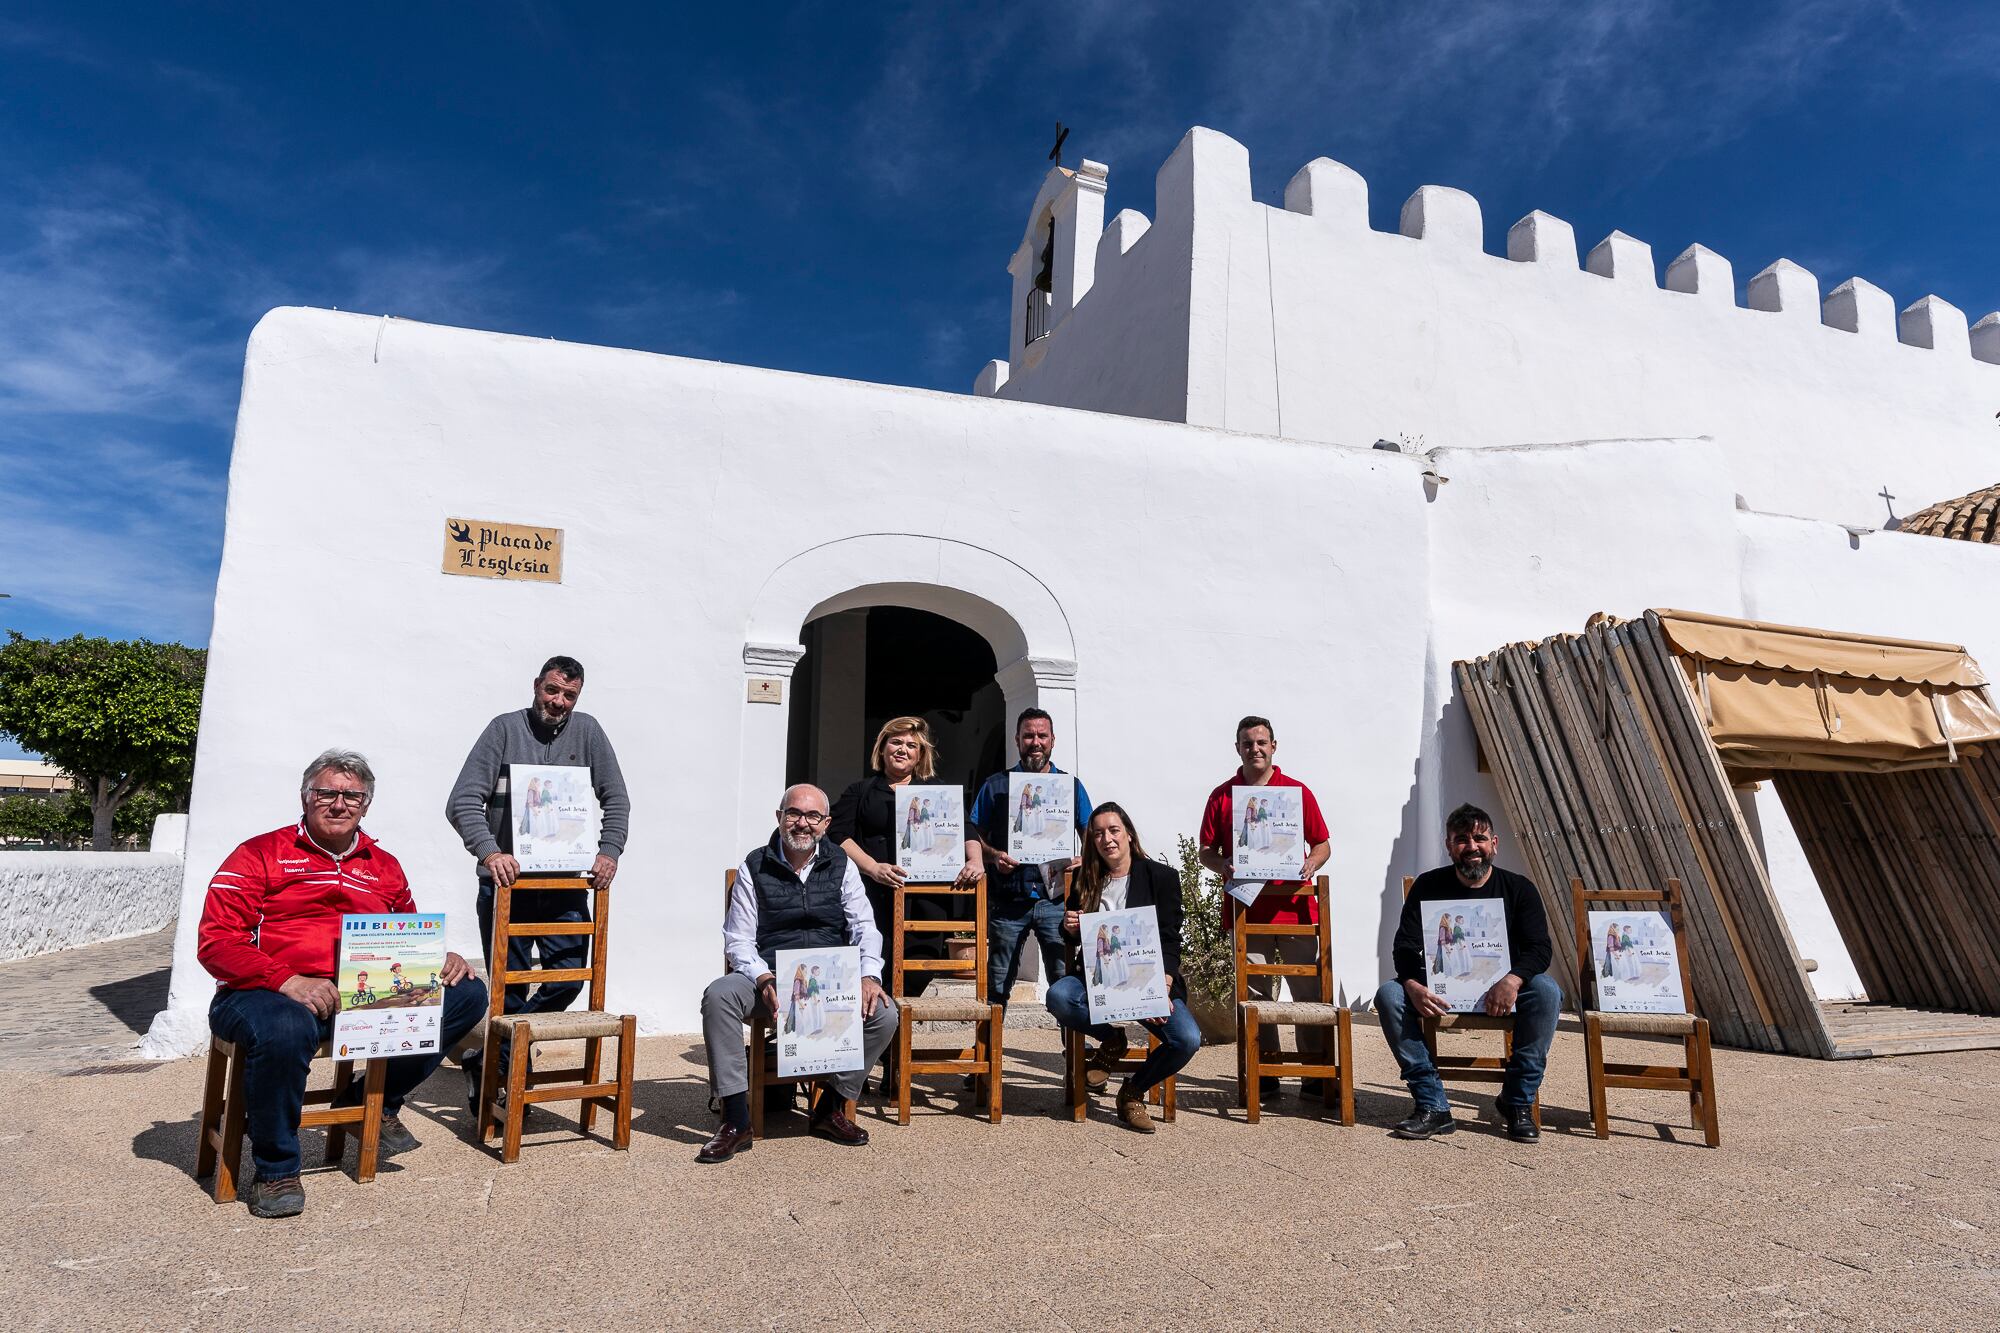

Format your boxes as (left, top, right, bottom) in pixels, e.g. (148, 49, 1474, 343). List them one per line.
(2, 932, 1997, 1330)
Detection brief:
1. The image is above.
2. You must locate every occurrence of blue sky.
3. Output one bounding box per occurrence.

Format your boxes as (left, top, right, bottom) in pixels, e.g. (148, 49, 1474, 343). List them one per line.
(1, 2, 1995, 685)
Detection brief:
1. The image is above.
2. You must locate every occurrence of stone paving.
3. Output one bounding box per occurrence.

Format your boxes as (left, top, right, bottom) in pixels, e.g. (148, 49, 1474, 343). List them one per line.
(3, 930, 1998, 1330)
(0, 927, 171, 1072)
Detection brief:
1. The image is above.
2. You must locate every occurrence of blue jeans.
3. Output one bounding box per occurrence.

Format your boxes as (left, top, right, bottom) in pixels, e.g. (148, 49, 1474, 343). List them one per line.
(1372, 972, 1561, 1114)
(209, 976, 489, 1182)
(986, 897, 1067, 1004)
(477, 882, 590, 1015)
(1045, 975, 1200, 1096)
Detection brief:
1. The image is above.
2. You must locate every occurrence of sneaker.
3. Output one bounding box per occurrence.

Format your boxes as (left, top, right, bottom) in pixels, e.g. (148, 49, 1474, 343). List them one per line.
(248, 1174, 306, 1219)
(1390, 1107, 1457, 1140)
(461, 1058, 483, 1115)
(1115, 1081, 1156, 1134)
(375, 1115, 420, 1157)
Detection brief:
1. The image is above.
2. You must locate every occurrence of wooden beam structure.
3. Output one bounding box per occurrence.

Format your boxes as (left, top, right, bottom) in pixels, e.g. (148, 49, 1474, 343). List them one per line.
(1455, 611, 2000, 1059)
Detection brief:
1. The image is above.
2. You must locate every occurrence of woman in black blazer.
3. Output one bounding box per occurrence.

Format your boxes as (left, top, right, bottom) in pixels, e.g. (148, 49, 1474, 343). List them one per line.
(828, 715, 981, 1000)
(1051, 802, 1200, 1132)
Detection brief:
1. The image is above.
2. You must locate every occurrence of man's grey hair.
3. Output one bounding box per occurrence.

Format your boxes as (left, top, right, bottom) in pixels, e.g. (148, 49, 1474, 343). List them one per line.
(302, 748, 377, 797)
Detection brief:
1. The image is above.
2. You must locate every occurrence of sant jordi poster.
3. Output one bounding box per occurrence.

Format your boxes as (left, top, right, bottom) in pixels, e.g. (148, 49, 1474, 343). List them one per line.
(1080, 904, 1172, 1024)
(333, 913, 446, 1058)
(773, 945, 865, 1079)
(1587, 909, 1688, 1014)
(510, 763, 600, 873)
(1230, 785, 1305, 881)
(1007, 772, 1076, 862)
(895, 784, 965, 881)
(1421, 898, 1512, 1014)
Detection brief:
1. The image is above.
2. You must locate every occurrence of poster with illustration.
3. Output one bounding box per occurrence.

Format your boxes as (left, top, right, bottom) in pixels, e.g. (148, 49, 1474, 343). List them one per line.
(773, 945, 865, 1079)
(1587, 909, 1688, 1014)
(895, 784, 966, 881)
(333, 914, 446, 1058)
(1420, 899, 1512, 1013)
(1230, 785, 1305, 881)
(1079, 904, 1172, 1024)
(510, 763, 600, 873)
(1007, 772, 1076, 862)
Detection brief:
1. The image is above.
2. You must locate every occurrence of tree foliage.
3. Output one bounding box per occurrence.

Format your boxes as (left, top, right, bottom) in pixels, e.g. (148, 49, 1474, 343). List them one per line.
(0, 632, 205, 849)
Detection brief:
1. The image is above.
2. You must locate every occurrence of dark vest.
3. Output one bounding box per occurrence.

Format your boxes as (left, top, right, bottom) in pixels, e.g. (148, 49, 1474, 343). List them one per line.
(747, 835, 851, 971)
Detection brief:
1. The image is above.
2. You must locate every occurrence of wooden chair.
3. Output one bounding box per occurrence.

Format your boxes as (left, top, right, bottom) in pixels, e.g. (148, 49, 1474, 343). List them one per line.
(1401, 875, 1541, 1127)
(475, 875, 636, 1163)
(1235, 875, 1356, 1125)
(721, 869, 857, 1136)
(196, 1035, 385, 1202)
(892, 876, 1004, 1123)
(1569, 876, 1720, 1147)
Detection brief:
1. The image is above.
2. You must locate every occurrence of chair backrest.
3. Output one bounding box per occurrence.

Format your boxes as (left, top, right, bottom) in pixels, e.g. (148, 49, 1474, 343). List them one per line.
(892, 875, 986, 1000)
(722, 869, 736, 972)
(1231, 876, 1333, 1004)
(485, 875, 609, 1019)
(1401, 874, 1414, 899)
(1567, 876, 1698, 1014)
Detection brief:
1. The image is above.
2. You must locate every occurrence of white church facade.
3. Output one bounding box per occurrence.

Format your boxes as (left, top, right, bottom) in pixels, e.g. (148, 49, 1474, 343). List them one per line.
(146, 127, 2000, 1054)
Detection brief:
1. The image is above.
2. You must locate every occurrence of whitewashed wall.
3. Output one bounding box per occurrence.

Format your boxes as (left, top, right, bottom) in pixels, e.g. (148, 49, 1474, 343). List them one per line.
(148, 308, 1435, 1053)
(1, 852, 183, 961)
(147, 304, 2000, 1053)
(992, 127, 2000, 533)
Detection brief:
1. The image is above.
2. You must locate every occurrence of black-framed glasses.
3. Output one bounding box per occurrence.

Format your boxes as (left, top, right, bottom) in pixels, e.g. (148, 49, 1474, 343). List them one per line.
(779, 808, 829, 827)
(307, 787, 371, 808)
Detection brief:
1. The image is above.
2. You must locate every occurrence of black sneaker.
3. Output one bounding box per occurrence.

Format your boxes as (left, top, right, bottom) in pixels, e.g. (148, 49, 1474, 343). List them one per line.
(1390, 1108, 1457, 1140)
(461, 1058, 483, 1115)
(1500, 1102, 1540, 1143)
(376, 1115, 420, 1157)
(248, 1174, 306, 1219)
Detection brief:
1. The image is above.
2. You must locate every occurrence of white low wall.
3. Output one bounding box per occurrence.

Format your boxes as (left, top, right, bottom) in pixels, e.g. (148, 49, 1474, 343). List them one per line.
(0, 852, 184, 961)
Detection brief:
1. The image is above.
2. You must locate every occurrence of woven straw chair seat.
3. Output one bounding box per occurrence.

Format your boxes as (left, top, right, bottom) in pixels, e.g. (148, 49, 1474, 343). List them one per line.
(1586, 1009, 1698, 1036)
(1239, 1000, 1342, 1024)
(489, 1010, 627, 1040)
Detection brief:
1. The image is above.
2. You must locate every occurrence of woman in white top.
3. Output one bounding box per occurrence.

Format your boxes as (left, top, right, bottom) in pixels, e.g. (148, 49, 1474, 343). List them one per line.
(1047, 803, 1200, 1133)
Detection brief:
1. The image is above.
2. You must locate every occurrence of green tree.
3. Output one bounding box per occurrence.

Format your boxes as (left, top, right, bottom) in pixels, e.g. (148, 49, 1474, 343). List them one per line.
(0, 633, 205, 850)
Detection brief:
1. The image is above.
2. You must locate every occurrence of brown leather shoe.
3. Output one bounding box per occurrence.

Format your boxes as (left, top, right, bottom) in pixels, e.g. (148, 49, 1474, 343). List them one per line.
(810, 1104, 870, 1147)
(1116, 1081, 1156, 1134)
(695, 1121, 754, 1164)
(1085, 1030, 1129, 1091)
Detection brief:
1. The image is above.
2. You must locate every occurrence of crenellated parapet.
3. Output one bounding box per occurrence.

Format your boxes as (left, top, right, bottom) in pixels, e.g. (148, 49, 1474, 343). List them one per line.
(987, 124, 2000, 402)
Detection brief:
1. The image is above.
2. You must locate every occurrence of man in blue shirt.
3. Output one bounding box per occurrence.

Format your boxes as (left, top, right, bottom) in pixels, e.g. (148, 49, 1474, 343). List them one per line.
(968, 708, 1094, 1006)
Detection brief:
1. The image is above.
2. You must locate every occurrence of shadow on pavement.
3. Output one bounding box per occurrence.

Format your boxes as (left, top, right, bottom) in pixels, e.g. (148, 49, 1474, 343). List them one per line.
(91, 967, 171, 1035)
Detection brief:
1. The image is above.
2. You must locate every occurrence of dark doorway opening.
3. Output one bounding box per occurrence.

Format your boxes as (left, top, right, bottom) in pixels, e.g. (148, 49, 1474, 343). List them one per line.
(785, 606, 1007, 798)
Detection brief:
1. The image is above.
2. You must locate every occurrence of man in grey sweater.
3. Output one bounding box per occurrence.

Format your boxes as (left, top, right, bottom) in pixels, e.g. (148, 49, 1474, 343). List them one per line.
(446, 656, 632, 1044)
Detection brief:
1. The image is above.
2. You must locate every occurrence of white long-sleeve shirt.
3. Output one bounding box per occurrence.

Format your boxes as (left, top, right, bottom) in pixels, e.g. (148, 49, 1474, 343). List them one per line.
(725, 843, 884, 982)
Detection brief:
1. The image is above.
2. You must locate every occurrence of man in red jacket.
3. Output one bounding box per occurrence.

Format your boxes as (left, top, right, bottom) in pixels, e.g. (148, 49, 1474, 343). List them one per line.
(199, 749, 487, 1219)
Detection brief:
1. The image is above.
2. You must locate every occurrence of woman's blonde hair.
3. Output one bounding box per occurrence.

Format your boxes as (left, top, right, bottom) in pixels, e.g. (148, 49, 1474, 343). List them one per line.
(870, 715, 937, 780)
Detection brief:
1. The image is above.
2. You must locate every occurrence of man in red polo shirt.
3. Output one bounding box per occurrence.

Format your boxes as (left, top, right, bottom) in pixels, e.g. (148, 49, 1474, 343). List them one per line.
(199, 749, 487, 1219)
(1198, 715, 1332, 1093)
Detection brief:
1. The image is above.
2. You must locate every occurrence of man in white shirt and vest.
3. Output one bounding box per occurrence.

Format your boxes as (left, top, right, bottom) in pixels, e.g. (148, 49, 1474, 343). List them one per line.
(696, 783, 899, 1163)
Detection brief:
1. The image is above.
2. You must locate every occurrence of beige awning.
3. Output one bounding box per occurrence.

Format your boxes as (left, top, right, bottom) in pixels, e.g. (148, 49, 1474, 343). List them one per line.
(1655, 609, 2000, 772)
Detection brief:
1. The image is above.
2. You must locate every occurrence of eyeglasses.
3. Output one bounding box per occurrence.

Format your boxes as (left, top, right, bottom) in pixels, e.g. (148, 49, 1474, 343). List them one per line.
(779, 808, 829, 828)
(307, 787, 371, 808)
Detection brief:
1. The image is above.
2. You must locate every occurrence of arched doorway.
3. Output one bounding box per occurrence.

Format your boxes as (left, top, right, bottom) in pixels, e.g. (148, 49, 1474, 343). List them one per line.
(784, 605, 1008, 797)
(736, 535, 1078, 861)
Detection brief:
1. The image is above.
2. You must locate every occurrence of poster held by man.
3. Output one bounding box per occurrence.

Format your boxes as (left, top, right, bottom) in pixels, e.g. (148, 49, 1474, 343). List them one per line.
(509, 763, 601, 873)
(333, 913, 447, 1057)
(773, 945, 866, 1079)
